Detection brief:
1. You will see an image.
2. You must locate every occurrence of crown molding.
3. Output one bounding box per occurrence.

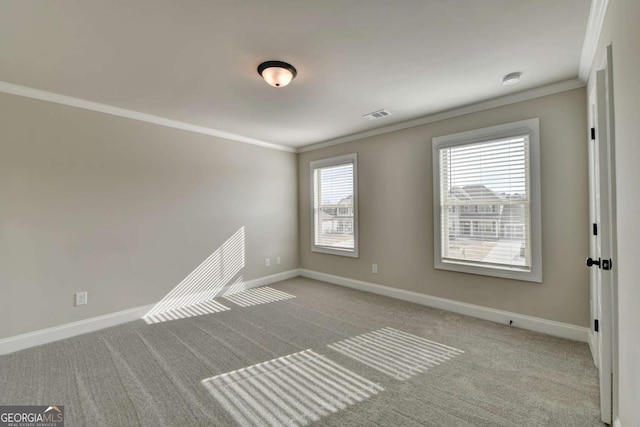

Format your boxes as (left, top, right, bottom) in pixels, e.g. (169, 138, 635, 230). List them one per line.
(0, 75, 589, 156)
(298, 78, 585, 153)
(0, 81, 296, 153)
(578, 0, 610, 81)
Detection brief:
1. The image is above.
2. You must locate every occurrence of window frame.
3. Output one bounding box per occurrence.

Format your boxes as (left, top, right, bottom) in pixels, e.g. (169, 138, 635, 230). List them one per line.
(432, 118, 542, 282)
(310, 153, 359, 258)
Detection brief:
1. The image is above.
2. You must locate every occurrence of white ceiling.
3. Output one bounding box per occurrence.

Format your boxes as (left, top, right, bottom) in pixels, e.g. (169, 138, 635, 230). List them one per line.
(0, 1, 591, 149)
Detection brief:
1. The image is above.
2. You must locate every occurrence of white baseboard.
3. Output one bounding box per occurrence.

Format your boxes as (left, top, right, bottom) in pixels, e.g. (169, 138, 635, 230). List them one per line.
(300, 269, 590, 343)
(244, 269, 301, 289)
(0, 269, 300, 356)
(0, 268, 587, 355)
(144, 269, 302, 318)
(0, 304, 155, 356)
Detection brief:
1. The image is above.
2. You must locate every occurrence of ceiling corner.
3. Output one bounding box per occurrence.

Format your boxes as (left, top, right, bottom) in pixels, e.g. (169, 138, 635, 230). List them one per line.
(578, 0, 610, 81)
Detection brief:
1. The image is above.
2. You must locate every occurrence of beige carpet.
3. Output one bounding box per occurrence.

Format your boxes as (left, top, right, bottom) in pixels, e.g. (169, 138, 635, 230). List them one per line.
(0, 277, 604, 426)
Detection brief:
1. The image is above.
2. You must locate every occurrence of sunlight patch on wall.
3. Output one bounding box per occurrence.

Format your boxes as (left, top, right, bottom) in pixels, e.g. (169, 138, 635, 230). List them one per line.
(202, 349, 383, 427)
(222, 275, 247, 297)
(223, 286, 295, 307)
(143, 227, 245, 324)
(328, 327, 465, 380)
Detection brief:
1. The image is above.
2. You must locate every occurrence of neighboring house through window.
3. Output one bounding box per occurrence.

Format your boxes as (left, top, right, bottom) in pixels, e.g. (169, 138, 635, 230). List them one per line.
(432, 119, 541, 282)
(311, 154, 358, 257)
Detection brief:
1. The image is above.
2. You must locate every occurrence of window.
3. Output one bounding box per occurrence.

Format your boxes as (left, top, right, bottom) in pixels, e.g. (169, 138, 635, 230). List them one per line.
(432, 118, 541, 282)
(311, 154, 358, 257)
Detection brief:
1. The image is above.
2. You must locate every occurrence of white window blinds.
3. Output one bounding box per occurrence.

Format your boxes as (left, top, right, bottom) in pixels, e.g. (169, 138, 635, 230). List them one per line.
(438, 135, 531, 271)
(311, 154, 358, 256)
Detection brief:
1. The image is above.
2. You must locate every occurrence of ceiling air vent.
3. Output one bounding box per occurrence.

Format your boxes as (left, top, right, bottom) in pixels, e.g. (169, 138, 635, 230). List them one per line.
(362, 109, 392, 120)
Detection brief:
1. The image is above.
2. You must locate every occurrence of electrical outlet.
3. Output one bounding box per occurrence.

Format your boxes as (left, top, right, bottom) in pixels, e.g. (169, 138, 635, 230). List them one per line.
(372, 264, 378, 274)
(75, 291, 88, 306)
(276, 256, 281, 265)
(265, 258, 271, 267)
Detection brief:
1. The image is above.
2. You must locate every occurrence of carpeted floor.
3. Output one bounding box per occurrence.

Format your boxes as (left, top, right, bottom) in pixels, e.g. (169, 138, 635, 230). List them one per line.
(0, 277, 604, 426)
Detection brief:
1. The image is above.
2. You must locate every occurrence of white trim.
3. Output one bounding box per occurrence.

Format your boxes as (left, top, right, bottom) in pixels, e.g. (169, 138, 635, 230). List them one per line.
(299, 269, 589, 342)
(1, 78, 587, 155)
(578, 0, 610, 81)
(0, 269, 301, 355)
(588, 329, 599, 367)
(298, 79, 584, 153)
(310, 154, 359, 258)
(242, 268, 301, 289)
(0, 80, 296, 153)
(432, 118, 542, 283)
(604, 43, 619, 427)
(0, 304, 154, 356)
(143, 268, 302, 318)
(589, 44, 617, 425)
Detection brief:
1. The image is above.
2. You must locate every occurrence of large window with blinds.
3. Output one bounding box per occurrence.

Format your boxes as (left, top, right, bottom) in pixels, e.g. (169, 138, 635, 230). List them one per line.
(432, 119, 541, 282)
(310, 154, 358, 257)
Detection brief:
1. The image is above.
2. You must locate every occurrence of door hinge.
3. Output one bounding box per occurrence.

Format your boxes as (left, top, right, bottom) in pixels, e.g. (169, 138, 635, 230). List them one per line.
(593, 223, 598, 236)
(594, 319, 599, 332)
(591, 127, 596, 140)
(602, 258, 613, 270)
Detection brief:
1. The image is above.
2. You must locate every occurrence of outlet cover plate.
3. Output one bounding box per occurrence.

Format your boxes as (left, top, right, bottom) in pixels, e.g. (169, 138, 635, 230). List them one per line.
(75, 291, 88, 306)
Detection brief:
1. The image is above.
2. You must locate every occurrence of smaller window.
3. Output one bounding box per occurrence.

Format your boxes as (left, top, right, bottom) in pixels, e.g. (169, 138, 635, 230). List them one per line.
(310, 154, 358, 257)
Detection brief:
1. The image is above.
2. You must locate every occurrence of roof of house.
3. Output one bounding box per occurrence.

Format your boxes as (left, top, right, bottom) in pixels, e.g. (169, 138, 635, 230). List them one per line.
(457, 184, 504, 202)
(500, 203, 526, 224)
(322, 195, 353, 208)
(338, 195, 353, 206)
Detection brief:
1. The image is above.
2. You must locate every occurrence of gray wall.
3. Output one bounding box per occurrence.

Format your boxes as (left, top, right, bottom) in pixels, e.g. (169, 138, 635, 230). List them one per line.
(0, 92, 298, 339)
(299, 88, 589, 327)
(592, 0, 640, 423)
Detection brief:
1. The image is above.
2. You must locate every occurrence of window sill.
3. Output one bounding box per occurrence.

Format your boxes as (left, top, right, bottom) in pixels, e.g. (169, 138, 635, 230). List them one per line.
(435, 260, 542, 283)
(312, 246, 359, 258)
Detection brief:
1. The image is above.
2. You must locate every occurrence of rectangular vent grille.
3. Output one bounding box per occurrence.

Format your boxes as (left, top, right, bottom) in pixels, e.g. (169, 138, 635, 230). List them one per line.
(362, 109, 392, 120)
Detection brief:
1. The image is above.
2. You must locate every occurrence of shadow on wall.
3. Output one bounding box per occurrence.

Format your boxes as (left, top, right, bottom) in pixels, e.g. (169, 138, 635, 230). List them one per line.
(143, 227, 246, 324)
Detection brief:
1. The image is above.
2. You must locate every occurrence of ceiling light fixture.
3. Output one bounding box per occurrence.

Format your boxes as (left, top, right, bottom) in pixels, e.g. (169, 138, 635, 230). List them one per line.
(257, 61, 297, 88)
(502, 72, 522, 86)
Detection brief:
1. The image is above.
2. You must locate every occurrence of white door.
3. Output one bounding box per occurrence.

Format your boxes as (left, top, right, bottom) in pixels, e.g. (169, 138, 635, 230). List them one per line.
(587, 55, 615, 424)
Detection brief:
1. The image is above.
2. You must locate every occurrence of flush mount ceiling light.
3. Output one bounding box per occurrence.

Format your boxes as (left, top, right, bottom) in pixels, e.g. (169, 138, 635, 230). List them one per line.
(502, 72, 522, 86)
(257, 61, 297, 88)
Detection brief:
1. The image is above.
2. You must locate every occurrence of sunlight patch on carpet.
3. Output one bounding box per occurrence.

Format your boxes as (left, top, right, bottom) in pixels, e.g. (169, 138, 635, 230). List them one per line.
(328, 327, 464, 380)
(144, 299, 230, 324)
(223, 286, 295, 307)
(202, 349, 383, 426)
